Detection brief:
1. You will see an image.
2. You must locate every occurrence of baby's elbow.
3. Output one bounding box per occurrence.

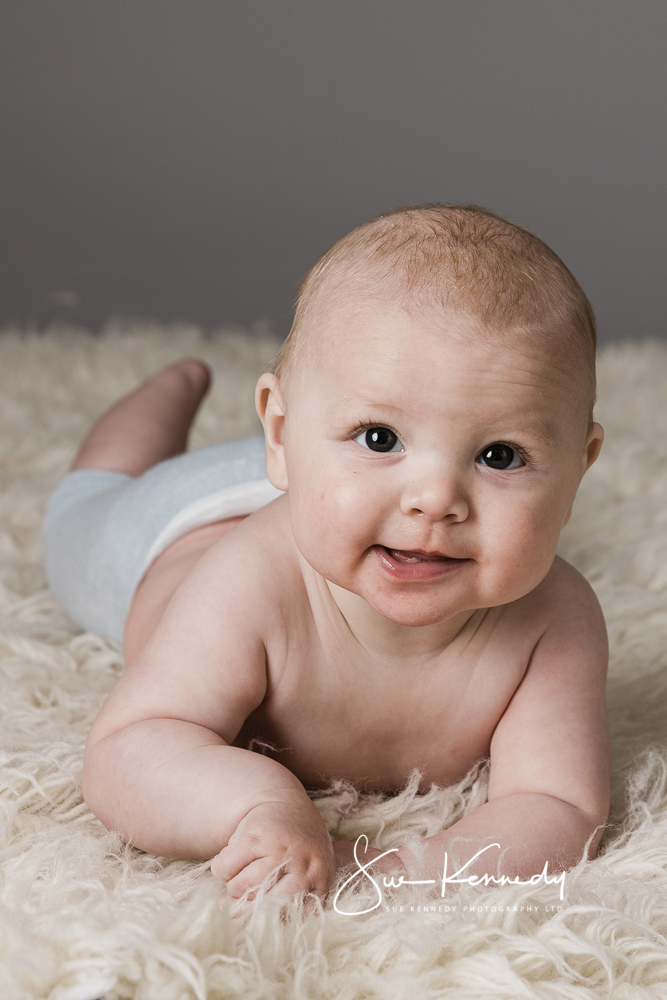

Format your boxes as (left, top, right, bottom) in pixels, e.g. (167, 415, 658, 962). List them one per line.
(579, 803, 609, 859)
(81, 733, 110, 821)
(81, 725, 129, 827)
(559, 795, 609, 864)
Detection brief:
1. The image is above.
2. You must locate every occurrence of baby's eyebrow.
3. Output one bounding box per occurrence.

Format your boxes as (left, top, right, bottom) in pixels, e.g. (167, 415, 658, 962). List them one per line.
(521, 420, 560, 447)
(333, 394, 407, 415)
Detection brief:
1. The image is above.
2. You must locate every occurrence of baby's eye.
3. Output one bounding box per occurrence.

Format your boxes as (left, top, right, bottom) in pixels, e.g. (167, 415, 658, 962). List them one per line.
(476, 443, 524, 470)
(354, 426, 403, 453)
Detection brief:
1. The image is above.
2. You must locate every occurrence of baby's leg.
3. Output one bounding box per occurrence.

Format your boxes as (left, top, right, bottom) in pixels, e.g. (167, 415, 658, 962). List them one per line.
(69, 358, 244, 663)
(71, 358, 211, 475)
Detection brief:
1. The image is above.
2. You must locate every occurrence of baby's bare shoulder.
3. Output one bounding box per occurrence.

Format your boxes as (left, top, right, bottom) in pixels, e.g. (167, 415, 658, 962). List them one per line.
(488, 557, 609, 823)
(175, 496, 312, 665)
(201, 496, 303, 609)
(491, 555, 608, 750)
(90, 497, 307, 746)
(507, 555, 605, 641)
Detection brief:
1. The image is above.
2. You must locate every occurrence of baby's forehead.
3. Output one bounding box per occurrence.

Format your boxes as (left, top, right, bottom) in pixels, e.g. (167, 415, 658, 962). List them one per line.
(286, 295, 591, 432)
(303, 288, 558, 370)
(304, 309, 560, 392)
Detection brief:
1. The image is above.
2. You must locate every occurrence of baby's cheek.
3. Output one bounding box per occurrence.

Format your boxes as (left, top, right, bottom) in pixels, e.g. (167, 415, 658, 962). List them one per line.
(489, 504, 562, 596)
(291, 476, 381, 568)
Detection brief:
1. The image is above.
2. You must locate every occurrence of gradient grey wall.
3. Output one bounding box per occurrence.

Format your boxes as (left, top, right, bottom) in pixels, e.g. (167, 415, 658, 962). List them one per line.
(1, 1, 665, 341)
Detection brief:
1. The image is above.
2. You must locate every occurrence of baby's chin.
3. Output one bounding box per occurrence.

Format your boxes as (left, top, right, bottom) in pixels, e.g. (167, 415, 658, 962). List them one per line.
(380, 609, 465, 629)
(317, 564, 481, 628)
(361, 589, 477, 629)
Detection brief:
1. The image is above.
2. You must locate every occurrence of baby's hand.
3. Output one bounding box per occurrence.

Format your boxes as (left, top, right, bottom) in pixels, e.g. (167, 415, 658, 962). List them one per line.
(211, 793, 335, 905)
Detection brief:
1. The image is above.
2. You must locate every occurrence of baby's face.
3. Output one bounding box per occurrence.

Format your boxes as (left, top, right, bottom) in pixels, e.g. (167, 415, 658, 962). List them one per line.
(260, 296, 602, 627)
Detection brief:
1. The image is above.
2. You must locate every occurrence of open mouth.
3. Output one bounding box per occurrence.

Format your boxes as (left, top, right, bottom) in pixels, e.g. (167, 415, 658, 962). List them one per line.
(386, 548, 450, 563)
(374, 546, 469, 580)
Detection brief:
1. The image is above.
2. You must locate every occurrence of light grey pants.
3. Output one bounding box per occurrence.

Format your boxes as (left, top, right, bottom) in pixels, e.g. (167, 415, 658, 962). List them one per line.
(42, 436, 280, 643)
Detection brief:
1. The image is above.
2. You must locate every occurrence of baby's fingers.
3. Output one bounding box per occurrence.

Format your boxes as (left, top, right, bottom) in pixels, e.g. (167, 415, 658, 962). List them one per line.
(211, 841, 264, 883)
(228, 867, 325, 922)
(225, 857, 285, 901)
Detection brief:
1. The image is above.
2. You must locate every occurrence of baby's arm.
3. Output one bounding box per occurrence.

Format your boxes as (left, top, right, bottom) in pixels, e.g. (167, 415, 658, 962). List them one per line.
(365, 562, 610, 883)
(82, 534, 334, 901)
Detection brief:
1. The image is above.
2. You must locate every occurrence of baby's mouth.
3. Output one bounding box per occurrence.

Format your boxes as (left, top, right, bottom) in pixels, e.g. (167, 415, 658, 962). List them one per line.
(374, 545, 468, 581)
(385, 548, 450, 564)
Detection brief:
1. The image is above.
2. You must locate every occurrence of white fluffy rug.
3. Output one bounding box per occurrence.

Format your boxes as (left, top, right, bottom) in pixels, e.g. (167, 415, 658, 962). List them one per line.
(2, 323, 667, 999)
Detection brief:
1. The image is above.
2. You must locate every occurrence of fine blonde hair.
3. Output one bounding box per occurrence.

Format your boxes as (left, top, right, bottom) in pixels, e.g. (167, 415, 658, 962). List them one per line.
(272, 203, 597, 416)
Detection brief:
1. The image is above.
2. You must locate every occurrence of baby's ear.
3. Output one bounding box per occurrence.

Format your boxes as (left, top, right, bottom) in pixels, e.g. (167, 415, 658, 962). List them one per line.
(582, 421, 604, 474)
(255, 373, 288, 492)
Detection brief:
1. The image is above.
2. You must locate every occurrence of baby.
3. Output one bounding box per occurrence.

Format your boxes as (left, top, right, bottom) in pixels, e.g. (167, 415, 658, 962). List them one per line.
(43, 204, 610, 905)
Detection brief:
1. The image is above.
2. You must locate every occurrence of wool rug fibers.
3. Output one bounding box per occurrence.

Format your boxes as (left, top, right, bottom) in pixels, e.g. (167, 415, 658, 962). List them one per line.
(1, 324, 667, 1000)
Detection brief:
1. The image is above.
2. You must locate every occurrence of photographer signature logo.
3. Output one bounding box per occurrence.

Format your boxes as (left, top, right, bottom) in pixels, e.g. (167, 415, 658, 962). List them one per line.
(333, 836, 567, 916)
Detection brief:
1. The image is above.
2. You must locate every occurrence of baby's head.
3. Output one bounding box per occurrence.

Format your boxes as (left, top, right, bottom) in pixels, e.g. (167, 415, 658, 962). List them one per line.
(256, 205, 603, 627)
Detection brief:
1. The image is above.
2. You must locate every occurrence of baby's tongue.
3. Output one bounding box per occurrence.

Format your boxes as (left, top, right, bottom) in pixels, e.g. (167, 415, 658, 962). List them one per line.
(387, 548, 445, 564)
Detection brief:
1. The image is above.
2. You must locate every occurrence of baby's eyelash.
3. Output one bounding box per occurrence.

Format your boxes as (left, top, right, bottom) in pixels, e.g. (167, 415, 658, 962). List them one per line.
(347, 421, 401, 440)
(506, 443, 534, 465)
(482, 441, 535, 467)
(346, 425, 537, 467)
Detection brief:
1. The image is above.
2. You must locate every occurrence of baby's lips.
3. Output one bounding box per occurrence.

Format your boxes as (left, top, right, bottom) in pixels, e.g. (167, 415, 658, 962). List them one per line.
(384, 546, 454, 564)
(372, 544, 471, 580)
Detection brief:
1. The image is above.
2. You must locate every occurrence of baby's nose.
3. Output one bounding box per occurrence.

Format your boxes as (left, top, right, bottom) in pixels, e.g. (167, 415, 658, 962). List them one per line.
(399, 462, 469, 523)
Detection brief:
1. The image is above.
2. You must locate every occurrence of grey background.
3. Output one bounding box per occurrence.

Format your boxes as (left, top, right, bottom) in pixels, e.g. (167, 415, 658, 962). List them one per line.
(0, 1, 665, 341)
